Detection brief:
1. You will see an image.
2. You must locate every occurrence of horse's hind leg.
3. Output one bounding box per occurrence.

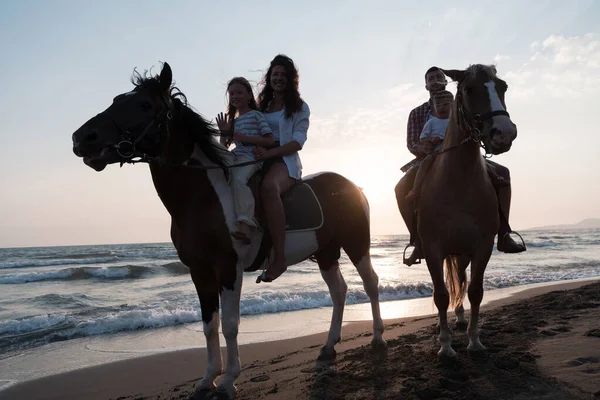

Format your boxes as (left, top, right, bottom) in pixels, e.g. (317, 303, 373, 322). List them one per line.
(454, 256, 470, 331)
(316, 253, 347, 361)
(467, 245, 493, 356)
(352, 253, 386, 350)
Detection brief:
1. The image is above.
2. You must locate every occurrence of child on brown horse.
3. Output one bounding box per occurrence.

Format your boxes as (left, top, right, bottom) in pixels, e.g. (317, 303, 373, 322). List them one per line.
(406, 90, 508, 203)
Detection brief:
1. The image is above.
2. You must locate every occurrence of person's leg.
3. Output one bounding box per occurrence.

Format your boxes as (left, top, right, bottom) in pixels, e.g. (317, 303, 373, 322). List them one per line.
(395, 167, 418, 234)
(230, 156, 261, 243)
(486, 161, 526, 253)
(394, 167, 421, 265)
(485, 161, 509, 187)
(257, 162, 296, 282)
(406, 157, 433, 201)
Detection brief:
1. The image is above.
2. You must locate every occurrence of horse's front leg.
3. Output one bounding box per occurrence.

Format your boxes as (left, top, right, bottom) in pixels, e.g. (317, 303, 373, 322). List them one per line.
(467, 243, 493, 356)
(215, 260, 243, 399)
(424, 248, 455, 358)
(190, 268, 223, 397)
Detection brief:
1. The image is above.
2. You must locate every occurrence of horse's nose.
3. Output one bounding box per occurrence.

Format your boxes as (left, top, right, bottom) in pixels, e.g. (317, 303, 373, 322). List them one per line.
(73, 128, 98, 143)
(85, 131, 98, 142)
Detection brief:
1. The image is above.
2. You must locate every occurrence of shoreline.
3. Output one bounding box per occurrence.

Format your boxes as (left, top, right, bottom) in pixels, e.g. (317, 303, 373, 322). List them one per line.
(1, 277, 598, 399)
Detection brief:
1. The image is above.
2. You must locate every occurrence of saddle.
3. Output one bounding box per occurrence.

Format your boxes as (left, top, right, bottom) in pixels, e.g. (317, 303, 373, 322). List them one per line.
(247, 172, 323, 232)
(243, 171, 324, 272)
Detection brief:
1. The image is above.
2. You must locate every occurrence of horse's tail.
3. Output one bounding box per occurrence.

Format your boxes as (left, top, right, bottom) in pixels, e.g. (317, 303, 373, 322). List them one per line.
(444, 255, 467, 309)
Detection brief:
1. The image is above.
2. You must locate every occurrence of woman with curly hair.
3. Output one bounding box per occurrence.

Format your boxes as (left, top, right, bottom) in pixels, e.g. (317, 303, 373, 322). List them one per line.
(253, 54, 310, 283)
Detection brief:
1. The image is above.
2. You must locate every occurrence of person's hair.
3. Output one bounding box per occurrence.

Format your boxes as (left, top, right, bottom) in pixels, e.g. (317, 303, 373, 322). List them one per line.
(257, 54, 303, 119)
(425, 66, 443, 82)
(432, 90, 453, 103)
(226, 77, 258, 128)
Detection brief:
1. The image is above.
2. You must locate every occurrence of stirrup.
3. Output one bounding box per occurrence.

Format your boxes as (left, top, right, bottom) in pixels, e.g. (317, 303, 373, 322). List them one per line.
(403, 243, 421, 266)
(502, 231, 527, 250)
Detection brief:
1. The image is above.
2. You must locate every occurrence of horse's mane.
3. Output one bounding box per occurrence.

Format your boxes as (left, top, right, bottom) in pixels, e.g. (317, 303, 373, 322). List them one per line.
(130, 69, 230, 176)
(464, 64, 498, 80)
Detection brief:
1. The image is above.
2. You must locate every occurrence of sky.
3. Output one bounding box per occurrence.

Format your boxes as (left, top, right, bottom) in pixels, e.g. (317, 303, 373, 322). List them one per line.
(1, 0, 599, 247)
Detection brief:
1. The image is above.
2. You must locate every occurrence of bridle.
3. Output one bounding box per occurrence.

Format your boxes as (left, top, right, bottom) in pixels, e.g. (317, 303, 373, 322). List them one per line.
(451, 78, 511, 157)
(110, 92, 260, 170)
(111, 93, 173, 166)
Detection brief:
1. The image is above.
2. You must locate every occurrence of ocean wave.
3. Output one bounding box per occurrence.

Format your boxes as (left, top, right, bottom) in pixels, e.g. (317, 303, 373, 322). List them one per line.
(0, 262, 189, 284)
(35, 252, 117, 260)
(527, 240, 559, 248)
(3, 269, 600, 355)
(31, 293, 102, 309)
(0, 282, 436, 351)
(0, 313, 69, 335)
(0, 256, 119, 269)
(239, 282, 434, 315)
(0, 248, 179, 270)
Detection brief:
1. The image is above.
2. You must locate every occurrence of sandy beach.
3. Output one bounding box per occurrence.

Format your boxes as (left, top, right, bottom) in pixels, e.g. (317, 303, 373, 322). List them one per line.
(1, 278, 598, 400)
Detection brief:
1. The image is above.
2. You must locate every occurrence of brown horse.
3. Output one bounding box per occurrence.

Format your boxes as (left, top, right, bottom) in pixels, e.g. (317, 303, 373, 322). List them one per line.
(71, 62, 386, 399)
(415, 64, 517, 358)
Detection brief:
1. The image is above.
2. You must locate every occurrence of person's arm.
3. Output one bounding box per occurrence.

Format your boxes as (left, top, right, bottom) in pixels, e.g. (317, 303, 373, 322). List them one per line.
(254, 103, 309, 160)
(233, 132, 274, 147)
(259, 141, 301, 159)
(407, 109, 426, 157)
(232, 112, 275, 147)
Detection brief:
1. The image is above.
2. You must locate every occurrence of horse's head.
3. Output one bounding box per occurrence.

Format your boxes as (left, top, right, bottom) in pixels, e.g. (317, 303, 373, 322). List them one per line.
(72, 63, 176, 171)
(442, 65, 517, 155)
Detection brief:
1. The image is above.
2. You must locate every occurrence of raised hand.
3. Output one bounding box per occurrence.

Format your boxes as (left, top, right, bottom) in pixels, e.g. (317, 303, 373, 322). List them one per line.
(216, 112, 232, 134)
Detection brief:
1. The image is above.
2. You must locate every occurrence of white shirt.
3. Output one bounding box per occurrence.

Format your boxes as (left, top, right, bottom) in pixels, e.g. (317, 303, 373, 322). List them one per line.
(263, 102, 310, 180)
(420, 116, 449, 152)
(263, 110, 283, 141)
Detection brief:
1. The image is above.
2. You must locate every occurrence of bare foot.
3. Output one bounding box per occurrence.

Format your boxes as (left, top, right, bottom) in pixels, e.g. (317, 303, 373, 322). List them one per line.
(256, 258, 287, 283)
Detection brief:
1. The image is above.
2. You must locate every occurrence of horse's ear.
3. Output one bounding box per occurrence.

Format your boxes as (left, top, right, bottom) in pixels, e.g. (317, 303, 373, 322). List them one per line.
(441, 69, 466, 83)
(159, 62, 172, 94)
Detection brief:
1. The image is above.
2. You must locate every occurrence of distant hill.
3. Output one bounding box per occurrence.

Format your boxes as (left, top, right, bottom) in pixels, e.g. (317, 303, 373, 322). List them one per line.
(529, 218, 600, 230)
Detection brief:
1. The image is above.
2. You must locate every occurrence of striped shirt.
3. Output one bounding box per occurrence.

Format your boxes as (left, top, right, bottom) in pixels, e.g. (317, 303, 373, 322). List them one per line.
(407, 100, 433, 158)
(232, 110, 272, 157)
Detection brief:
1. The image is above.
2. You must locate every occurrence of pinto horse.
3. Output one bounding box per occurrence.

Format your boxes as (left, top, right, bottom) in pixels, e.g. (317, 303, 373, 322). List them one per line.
(71, 62, 386, 399)
(415, 65, 517, 358)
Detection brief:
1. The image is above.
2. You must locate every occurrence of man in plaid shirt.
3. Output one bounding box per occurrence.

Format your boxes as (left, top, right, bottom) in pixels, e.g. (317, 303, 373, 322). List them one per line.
(395, 67, 526, 265)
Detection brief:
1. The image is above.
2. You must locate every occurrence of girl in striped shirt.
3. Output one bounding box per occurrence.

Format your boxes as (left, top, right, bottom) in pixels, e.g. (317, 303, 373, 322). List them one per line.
(216, 77, 274, 244)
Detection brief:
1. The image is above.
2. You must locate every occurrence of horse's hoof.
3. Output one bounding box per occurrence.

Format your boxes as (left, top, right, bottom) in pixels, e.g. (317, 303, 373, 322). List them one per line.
(317, 346, 337, 362)
(467, 348, 487, 360)
(437, 348, 457, 364)
(455, 320, 468, 332)
(371, 338, 388, 352)
(214, 385, 237, 400)
(193, 387, 215, 400)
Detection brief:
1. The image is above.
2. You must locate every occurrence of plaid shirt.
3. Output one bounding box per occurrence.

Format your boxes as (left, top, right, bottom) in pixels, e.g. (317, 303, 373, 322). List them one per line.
(407, 100, 432, 157)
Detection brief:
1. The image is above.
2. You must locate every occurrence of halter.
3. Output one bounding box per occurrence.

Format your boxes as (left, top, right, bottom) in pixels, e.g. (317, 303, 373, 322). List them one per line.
(111, 94, 173, 165)
(456, 74, 511, 156)
(432, 80, 511, 158)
